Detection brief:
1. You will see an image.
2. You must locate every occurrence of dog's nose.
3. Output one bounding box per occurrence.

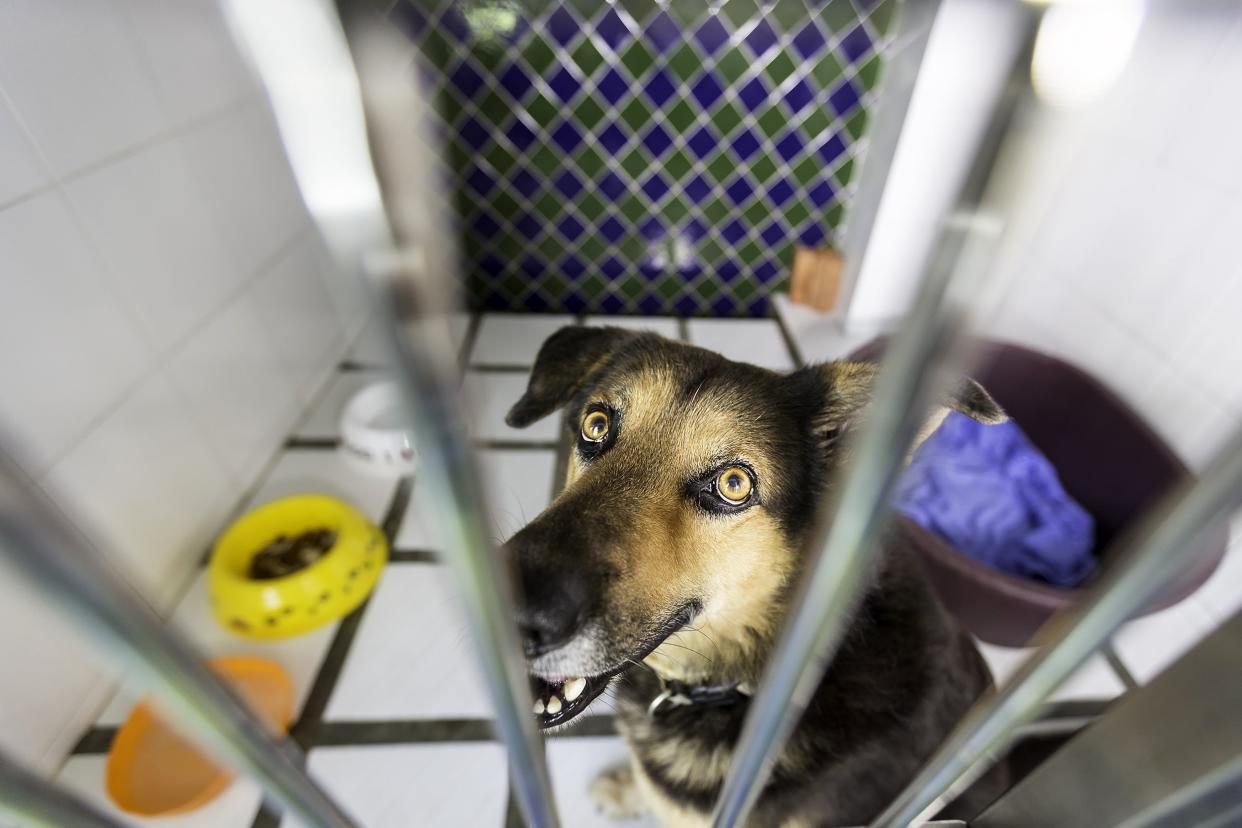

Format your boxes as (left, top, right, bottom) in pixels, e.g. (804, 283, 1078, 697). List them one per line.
(516, 561, 589, 658)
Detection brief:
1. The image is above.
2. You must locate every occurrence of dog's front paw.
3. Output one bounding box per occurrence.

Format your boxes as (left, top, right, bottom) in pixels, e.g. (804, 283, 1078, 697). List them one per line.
(589, 763, 647, 820)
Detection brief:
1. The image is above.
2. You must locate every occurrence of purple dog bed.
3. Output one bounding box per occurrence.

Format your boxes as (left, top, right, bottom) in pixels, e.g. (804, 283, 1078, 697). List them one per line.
(851, 338, 1228, 647)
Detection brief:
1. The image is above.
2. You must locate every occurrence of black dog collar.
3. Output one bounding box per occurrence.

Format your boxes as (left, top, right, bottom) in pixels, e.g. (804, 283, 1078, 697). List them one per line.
(647, 678, 753, 717)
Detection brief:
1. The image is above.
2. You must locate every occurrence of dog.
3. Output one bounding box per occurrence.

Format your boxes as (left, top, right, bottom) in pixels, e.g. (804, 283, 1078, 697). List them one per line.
(503, 325, 1009, 827)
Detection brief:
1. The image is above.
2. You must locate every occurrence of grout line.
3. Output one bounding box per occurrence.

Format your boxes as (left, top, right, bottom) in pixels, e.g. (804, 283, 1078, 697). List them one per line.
(338, 360, 388, 372)
(248, 803, 283, 828)
(460, 312, 483, 366)
(69, 727, 117, 756)
(288, 478, 412, 749)
(477, 440, 561, 452)
(470, 363, 534, 373)
(1100, 642, 1140, 692)
(285, 437, 341, 450)
(309, 715, 617, 747)
(388, 549, 440, 563)
(676, 317, 690, 343)
(772, 302, 806, 368)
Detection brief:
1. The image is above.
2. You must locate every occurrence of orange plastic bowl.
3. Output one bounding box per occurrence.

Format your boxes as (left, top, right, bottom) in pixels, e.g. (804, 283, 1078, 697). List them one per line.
(105, 656, 294, 817)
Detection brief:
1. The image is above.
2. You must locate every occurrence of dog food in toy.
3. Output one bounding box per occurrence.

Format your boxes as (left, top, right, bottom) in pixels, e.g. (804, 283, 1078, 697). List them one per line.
(105, 656, 293, 816)
(209, 494, 387, 639)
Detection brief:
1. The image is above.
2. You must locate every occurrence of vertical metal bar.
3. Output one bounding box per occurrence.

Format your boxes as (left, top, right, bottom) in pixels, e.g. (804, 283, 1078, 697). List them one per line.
(0, 751, 127, 828)
(870, 426, 1242, 828)
(708, 10, 1040, 825)
(0, 454, 358, 828)
(222, 3, 561, 824)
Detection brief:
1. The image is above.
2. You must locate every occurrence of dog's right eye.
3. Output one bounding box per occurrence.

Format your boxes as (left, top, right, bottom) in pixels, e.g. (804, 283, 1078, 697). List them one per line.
(581, 410, 610, 442)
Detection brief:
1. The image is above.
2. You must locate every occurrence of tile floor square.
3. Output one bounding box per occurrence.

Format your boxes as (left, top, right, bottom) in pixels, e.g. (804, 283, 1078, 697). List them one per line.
(283, 743, 507, 828)
(772, 294, 874, 364)
(56, 755, 262, 828)
(470, 313, 574, 367)
(349, 313, 471, 366)
(686, 318, 796, 371)
(94, 574, 338, 726)
(583, 315, 681, 339)
(977, 642, 1126, 700)
(547, 736, 659, 828)
(1112, 601, 1217, 684)
(324, 564, 492, 721)
(248, 449, 402, 524)
(396, 447, 558, 550)
(294, 369, 390, 440)
(462, 370, 560, 443)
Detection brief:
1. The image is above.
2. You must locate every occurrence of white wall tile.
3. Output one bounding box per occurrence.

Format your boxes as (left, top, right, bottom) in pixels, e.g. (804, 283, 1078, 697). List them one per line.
(177, 103, 308, 276)
(41, 372, 234, 608)
(248, 236, 345, 403)
(583, 315, 680, 339)
(168, 294, 299, 483)
(0, 94, 48, 205)
(0, 191, 151, 473)
(0, 564, 117, 774)
(976, 642, 1125, 701)
(1192, 512, 1242, 625)
(294, 370, 390, 440)
(462, 370, 560, 443)
(119, 0, 256, 127)
(547, 736, 660, 828)
(1173, 271, 1242, 417)
(0, 0, 167, 176)
(471, 313, 575, 366)
(687, 318, 796, 371)
(247, 450, 401, 525)
(66, 141, 243, 351)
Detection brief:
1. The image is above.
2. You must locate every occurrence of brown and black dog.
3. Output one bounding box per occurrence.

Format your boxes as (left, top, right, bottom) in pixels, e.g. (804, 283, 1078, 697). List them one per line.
(503, 325, 1009, 827)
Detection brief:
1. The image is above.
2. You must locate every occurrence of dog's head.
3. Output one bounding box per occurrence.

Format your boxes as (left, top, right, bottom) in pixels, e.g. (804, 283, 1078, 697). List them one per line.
(504, 326, 1004, 727)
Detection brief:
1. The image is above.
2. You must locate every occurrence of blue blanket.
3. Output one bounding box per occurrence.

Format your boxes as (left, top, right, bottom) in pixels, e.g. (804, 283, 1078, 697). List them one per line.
(894, 412, 1096, 587)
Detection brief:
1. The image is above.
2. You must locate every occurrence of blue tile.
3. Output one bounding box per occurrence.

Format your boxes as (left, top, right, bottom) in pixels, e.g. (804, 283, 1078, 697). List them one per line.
(807, 177, 835, 208)
(473, 210, 501, 236)
(721, 218, 748, 243)
(730, 127, 761, 160)
(639, 215, 664, 240)
(601, 293, 626, 312)
(598, 171, 626, 200)
(551, 119, 584, 152)
(547, 6, 579, 46)
(548, 66, 581, 102)
(459, 116, 489, 150)
(691, 72, 725, 108)
(553, 168, 583, 198)
(646, 11, 681, 54)
(792, 21, 826, 59)
(840, 24, 873, 64)
(743, 19, 778, 57)
(754, 258, 780, 283)
(775, 130, 804, 162)
(596, 7, 631, 52)
(520, 254, 542, 277)
(506, 118, 537, 150)
(687, 124, 719, 160)
(683, 217, 707, 241)
(597, 67, 630, 105)
(829, 78, 861, 116)
(515, 212, 540, 238)
(524, 291, 550, 311)
(467, 166, 496, 196)
(560, 253, 587, 280)
(759, 219, 785, 246)
(737, 76, 769, 112)
(557, 213, 586, 241)
(798, 220, 828, 246)
(675, 295, 700, 315)
(640, 256, 663, 280)
(817, 131, 848, 165)
(783, 79, 814, 114)
(645, 68, 676, 107)
(388, 2, 427, 40)
(724, 174, 754, 206)
(479, 253, 504, 276)
(638, 294, 664, 313)
(642, 123, 674, 157)
(449, 59, 485, 98)
(717, 258, 742, 282)
(695, 17, 730, 56)
(684, 173, 712, 203)
(439, 6, 472, 41)
(599, 122, 628, 155)
(747, 296, 770, 317)
(599, 215, 625, 242)
(767, 176, 795, 206)
(564, 290, 588, 312)
(498, 62, 533, 101)
(641, 171, 671, 201)
(512, 168, 540, 197)
(711, 294, 737, 315)
(601, 255, 625, 277)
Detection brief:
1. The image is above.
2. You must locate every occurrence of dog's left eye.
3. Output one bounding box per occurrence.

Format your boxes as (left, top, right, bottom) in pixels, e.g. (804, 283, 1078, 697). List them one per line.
(581, 410, 610, 442)
(716, 466, 753, 505)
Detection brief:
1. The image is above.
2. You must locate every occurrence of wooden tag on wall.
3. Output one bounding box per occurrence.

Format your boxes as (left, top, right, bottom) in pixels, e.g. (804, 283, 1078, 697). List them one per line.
(789, 246, 843, 312)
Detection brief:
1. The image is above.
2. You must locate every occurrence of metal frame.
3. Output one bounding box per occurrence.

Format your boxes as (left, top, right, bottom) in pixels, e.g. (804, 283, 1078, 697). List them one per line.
(2, 3, 1241, 828)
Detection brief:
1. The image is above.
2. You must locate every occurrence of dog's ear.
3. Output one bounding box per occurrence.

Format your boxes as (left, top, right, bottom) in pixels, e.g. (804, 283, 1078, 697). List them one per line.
(812, 361, 1006, 450)
(505, 326, 636, 428)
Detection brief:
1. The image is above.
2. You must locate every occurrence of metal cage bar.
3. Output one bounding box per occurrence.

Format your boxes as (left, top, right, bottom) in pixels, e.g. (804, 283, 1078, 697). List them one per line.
(0, 751, 127, 828)
(0, 453, 358, 828)
(869, 424, 1242, 828)
(222, 3, 561, 825)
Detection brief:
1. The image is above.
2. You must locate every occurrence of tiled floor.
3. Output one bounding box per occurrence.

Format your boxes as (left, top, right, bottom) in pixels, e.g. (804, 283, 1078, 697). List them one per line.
(58, 312, 1149, 828)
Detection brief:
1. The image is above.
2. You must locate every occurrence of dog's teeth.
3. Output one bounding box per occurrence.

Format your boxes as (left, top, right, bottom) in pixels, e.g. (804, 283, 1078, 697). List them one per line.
(563, 677, 586, 701)
(532, 699, 545, 715)
(545, 696, 562, 714)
